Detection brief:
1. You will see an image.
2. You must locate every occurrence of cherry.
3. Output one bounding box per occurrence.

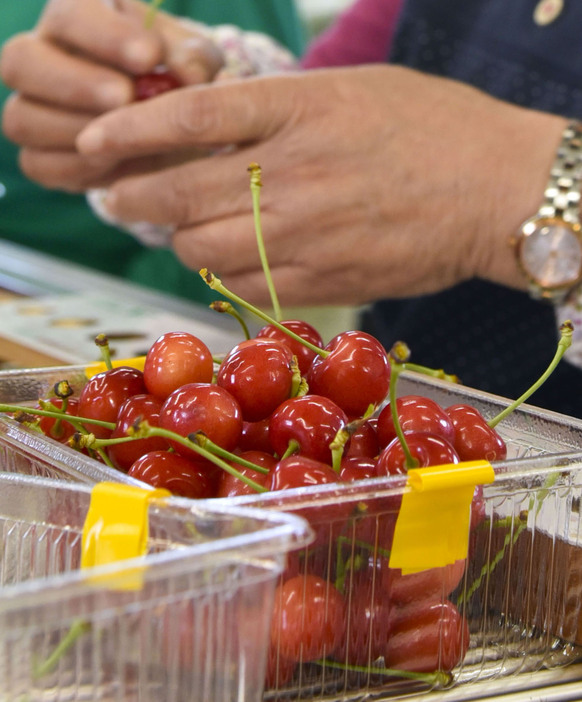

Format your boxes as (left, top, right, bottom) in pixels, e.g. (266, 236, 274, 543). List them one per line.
(217, 338, 295, 422)
(377, 395, 456, 449)
(382, 559, 466, 606)
(270, 574, 346, 662)
(445, 404, 507, 462)
(339, 455, 377, 482)
(107, 393, 168, 472)
(37, 397, 80, 443)
(143, 331, 213, 401)
(134, 67, 182, 101)
(269, 455, 340, 492)
(159, 382, 242, 459)
(345, 418, 380, 459)
(376, 432, 460, 476)
(256, 319, 324, 375)
(384, 600, 469, 673)
(238, 418, 273, 454)
(77, 366, 146, 439)
(269, 395, 348, 465)
(128, 450, 216, 498)
(215, 450, 275, 497)
(306, 331, 390, 418)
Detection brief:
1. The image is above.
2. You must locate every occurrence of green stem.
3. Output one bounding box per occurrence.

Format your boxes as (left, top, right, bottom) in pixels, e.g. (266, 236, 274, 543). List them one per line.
(248, 163, 282, 322)
(402, 362, 460, 384)
(314, 658, 450, 686)
(387, 344, 418, 470)
(489, 320, 573, 428)
(0, 404, 115, 431)
(94, 334, 113, 371)
(209, 301, 251, 340)
(200, 269, 327, 358)
(188, 432, 269, 474)
(33, 619, 91, 678)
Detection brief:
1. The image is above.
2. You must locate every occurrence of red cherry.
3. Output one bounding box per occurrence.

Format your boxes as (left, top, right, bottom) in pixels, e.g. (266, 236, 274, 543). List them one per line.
(256, 319, 324, 375)
(384, 600, 469, 673)
(107, 393, 168, 472)
(382, 559, 466, 606)
(377, 395, 456, 449)
(269, 455, 340, 492)
(306, 330, 390, 418)
(269, 395, 348, 465)
(238, 418, 273, 454)
(128, 450, 216, 498)
(270, 574, 346, 662)
(376, 432, 460, 476)
(345, 418, 380, 459)
(134, 67, 182, 101)
(339, 455, 377, 482)
(159, 383, 242, 459)
(143, 331, 213, 401)
(215, 450, 275, 498)
(78, 366, 146, 439)
(37, 397, 80, 443)
(445, 404, 507, 462)
(217, 339, 294, 422)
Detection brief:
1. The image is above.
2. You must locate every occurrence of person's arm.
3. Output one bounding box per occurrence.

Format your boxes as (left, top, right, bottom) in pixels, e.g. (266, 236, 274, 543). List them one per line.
(73, 65, 566, 307)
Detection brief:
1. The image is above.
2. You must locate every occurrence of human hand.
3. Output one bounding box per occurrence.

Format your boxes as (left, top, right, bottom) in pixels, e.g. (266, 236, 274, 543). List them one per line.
(0, 0, 223, 192)
(74, 64, 565, 306)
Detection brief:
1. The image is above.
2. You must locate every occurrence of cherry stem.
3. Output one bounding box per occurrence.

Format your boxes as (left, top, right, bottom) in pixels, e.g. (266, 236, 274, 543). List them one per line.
(94, 334, 113, 371)
(488, 320, 573, 428)
(314, 658, 450, 686)
(33, 619, 91, 678)
(144, 0, 165, 29)
(280, 438, 300, 460)
(0, 404, 115, 431)
(402, 362, 459, 384)
(248, 162, 282, 322)
(187, 431, 270, 474)
(388, 342, 419, 470)
(200, 269, 328, 358)
(209, 301, 251, 340)
(133, 422, 268, 492)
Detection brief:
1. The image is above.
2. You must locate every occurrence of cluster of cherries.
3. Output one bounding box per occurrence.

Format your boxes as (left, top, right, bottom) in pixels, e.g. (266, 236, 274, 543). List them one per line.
(17, 313, 513, 690)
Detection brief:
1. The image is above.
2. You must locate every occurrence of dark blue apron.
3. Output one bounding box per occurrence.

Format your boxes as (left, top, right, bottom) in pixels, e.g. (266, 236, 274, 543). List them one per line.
(363, 0, 582, 416)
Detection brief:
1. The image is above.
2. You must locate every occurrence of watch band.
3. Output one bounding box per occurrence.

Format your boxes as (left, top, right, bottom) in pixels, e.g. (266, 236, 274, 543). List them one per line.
(539, 120, 582, 225)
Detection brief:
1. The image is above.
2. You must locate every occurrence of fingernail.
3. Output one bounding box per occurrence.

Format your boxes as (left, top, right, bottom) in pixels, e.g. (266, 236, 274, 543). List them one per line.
(78, 126, 105, 154)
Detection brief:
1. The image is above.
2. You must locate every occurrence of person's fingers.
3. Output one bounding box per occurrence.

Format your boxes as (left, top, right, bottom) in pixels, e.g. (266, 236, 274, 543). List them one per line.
(38, 0, 161, 75)
(18, 148, 117, 192)
(2, 94, 94, 149)
(0, 33, 134, 111)
(76, 73, 302, 157)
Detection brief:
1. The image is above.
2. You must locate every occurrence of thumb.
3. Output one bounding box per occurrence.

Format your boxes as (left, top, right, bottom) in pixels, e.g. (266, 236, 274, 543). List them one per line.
(76, 74, 296, 157)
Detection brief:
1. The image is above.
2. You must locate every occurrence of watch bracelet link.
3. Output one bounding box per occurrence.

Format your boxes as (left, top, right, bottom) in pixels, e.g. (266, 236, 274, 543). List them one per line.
(539, 120, 582, 224)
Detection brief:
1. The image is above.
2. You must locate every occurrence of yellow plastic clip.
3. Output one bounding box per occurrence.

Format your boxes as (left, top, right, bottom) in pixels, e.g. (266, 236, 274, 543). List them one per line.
(81, 482, 171, 590)
(85, 356, 146, 379)
(389, 460, 495, 575)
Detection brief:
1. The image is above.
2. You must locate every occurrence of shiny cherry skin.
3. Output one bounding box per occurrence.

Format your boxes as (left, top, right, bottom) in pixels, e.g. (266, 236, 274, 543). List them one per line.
(128, 450, 217, 498)
(78, 366, 146, 439)
(345, 418, 380, 459)
(37, 397, 80, 443)
(377, 395, 456, 449)
(269, 394, 348, 465)
(339, 455, 377, 482)
(143, 331, 213, 401)
(256, 319, 324, 375)
(216, 450, 275, 497)
(384, 600, 469, 673)
(134, 67, 182, 100)
(445, 404, 507, 462)
(107, 393, 168, 472)
(269, 455, 340, 492)
(306, 331, 390, 418)
(238, 418, 273, 454)
(270, 574, 346, 662)
(159, 382, 242, 459)
(376, 432, 460, 476)
(217, 338, 294, 422)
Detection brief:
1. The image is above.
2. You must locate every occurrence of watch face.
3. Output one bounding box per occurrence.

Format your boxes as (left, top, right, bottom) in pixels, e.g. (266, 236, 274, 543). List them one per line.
(520, 217, 582, 289)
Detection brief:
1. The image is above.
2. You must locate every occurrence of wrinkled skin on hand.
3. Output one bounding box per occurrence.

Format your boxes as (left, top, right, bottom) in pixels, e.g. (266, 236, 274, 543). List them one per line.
(0, 0, 222, 191)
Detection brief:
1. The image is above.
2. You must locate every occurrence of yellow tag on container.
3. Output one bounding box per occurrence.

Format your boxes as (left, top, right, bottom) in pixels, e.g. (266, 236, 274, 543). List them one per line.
(389, 460, 495, 575)
(85, 356, 146, 379)
(81, 482, 170, 590)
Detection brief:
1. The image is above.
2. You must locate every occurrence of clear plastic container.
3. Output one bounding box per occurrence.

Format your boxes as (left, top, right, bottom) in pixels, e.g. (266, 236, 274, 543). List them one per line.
(3, 367, 582, 700)
(0, 473, 312, 702)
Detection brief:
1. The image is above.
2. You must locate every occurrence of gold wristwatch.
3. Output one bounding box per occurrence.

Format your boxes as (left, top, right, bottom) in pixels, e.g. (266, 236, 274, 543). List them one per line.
(513, 121, 582, 304)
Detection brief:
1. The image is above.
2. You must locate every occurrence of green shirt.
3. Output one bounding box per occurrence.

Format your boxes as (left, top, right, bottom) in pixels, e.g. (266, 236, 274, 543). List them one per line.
(0, 1, 304, 303)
